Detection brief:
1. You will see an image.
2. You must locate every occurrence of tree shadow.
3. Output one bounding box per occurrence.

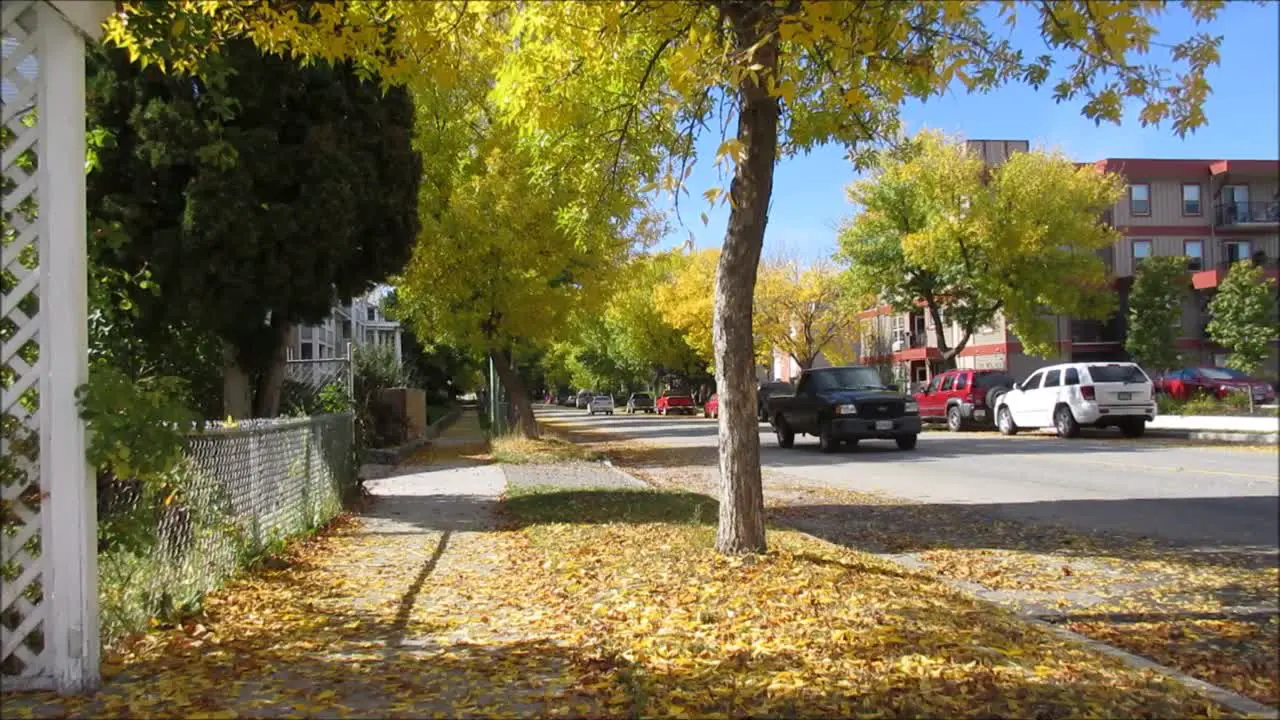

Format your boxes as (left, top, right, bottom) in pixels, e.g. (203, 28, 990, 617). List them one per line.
(773, 496, 1280, 569)
(499, 489, 718, 528)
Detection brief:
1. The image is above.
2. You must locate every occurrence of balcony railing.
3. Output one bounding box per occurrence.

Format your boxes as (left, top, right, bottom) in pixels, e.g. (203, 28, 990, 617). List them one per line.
(1215, 201, 1280, 226)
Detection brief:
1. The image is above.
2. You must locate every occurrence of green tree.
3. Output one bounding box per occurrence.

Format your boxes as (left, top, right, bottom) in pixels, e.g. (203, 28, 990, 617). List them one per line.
(86, 40, 421, 418)
(1125, 256, 1191, 371)
(838, 131, 1123, 366)
(1207, 261, 1279, 374)
(608, 253, 716, 387)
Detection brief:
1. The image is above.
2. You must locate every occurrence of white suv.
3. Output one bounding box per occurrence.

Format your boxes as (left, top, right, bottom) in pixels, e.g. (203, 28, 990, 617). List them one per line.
(588, 395, 615, 416)
(995, 362, 1156, 438)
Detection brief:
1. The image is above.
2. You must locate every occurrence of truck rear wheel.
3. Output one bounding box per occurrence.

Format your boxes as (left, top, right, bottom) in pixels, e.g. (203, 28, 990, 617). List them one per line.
(775, 417, 795, 448)
(896, 434, 918, 450)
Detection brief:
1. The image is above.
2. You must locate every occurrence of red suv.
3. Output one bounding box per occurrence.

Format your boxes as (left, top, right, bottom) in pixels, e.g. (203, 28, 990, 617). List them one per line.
(914, 369, 1015, 431)
(656, 393, 696, 416)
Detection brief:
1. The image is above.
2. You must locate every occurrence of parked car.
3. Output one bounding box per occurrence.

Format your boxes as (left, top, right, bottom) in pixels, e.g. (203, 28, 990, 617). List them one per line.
(626, 392, 656, 414)
(767, 366, 921, 453)
(656, 392, 696, 416)
(757, 381, 794, 421)
(703, 393, 719, 419)
(1156, 367, 1276, 404)
(914, 369, 1015, 431)
(588, 394, 615, 415)
(995, 362, 1155, 439)
(575, 390, 592, 409)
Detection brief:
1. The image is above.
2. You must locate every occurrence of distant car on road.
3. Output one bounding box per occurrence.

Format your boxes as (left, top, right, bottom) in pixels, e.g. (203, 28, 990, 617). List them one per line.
(588, 395, 615, 416)
(767, 366, 921, 453)
(995, 362, 1155, 438)
(703, 393, 719, 419)
(914, 369, 1014, 431)
(656, 392, 696, 416)
(1155, 367, 1276, 404)
(626, 392, 655, 414)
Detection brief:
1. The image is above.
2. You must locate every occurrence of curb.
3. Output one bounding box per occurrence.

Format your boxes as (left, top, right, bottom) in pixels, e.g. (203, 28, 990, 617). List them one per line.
(1145, 428, 1278, 445)
(364, 406, 464, 465)
(597, 458, 1278, 718)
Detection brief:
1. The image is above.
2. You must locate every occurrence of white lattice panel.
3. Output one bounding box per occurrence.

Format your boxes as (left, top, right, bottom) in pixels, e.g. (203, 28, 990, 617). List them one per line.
(1, 0, 48, 686)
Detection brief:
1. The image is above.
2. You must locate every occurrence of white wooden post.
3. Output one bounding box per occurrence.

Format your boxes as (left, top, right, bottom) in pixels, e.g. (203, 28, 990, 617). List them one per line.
(36, 0, 101, 694)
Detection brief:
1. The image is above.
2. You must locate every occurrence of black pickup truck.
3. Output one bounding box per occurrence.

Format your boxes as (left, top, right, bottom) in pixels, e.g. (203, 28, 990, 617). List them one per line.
(766, 366, 921, 453)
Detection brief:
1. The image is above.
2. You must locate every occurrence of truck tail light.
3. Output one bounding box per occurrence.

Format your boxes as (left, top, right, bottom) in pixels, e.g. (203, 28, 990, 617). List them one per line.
(1081, 385, 1096, 401)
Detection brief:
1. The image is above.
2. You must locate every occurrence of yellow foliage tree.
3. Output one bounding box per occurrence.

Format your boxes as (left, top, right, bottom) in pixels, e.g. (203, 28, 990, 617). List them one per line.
(653, 249, 771, 372)
(756, 258, 861, 370)
(110, 0, 1227, 553)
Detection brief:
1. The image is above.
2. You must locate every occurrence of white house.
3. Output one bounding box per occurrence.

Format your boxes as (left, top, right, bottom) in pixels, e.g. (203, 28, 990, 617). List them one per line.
(288, 286, 403, 364)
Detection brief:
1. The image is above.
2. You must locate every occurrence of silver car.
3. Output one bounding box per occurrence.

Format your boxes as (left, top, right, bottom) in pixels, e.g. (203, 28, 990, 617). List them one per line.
(588, 395, 615, 415)
(626, 392, 655, 414)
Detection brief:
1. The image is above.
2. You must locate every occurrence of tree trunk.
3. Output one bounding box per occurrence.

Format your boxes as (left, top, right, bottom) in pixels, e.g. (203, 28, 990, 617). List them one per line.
(924, 299, 968, 371)
(253, 322, 294, 418)
(491, 349, 538, 438)
(222, 342, 253, 419)
(713, 5, 780, 555)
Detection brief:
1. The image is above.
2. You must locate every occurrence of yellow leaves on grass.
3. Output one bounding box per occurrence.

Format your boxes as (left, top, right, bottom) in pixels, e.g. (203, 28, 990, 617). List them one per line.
(506, 509, 1227, 718)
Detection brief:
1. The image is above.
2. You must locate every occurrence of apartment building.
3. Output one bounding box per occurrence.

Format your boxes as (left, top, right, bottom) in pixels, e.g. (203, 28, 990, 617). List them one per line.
(1097, 158, 1278, 374)
(287, 286, 404, 365)
(771, 144, 1279, 387)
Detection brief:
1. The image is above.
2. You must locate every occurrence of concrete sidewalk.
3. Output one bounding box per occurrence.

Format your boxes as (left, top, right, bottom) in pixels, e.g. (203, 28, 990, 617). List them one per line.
(1147, 413, 1279, 444)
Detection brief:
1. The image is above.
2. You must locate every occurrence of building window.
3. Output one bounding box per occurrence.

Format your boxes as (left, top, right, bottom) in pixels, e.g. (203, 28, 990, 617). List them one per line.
(367, 307, 376, 322)
(301, 325, 313, 339)
(300, 343, 314, 360)
(1225, 240, 1252, 265)
(1129, 184, 1151, 216)
(1181, 183, 1201, 216)
(1184, 239, 1204, 271)
(1132, 239, 1152, 264)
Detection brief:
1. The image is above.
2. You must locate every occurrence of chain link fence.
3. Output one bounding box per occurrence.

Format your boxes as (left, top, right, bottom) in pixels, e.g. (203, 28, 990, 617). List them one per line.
(95, 413, 356, 642)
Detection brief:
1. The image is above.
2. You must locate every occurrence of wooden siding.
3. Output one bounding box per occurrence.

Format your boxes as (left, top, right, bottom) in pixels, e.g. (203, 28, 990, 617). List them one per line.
(1113, 178, 1213, 226)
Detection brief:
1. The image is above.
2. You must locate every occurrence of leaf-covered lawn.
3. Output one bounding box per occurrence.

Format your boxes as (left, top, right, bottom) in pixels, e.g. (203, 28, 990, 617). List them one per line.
(2, 481, 1240, 719)
(536, 418, 1280, 710)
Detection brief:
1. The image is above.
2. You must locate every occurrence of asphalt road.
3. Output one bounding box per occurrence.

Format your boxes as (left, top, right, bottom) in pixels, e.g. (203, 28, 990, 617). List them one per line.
(538, 405, 1280, 550)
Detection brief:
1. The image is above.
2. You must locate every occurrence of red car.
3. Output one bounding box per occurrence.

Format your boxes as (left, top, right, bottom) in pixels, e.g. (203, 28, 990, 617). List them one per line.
(703, 394, 719, 419)
(656, 392, 696, 416)
(1157, 367, 1276, 403)
(914, 369, 1016, 431)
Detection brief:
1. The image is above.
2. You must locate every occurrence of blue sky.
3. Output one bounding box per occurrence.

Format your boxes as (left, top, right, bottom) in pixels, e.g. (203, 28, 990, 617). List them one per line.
(651, 1, 1280, 263)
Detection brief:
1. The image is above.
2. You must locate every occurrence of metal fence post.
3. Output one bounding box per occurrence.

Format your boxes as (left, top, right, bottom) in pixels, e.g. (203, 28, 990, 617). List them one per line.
(346, 341, 355, 399)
